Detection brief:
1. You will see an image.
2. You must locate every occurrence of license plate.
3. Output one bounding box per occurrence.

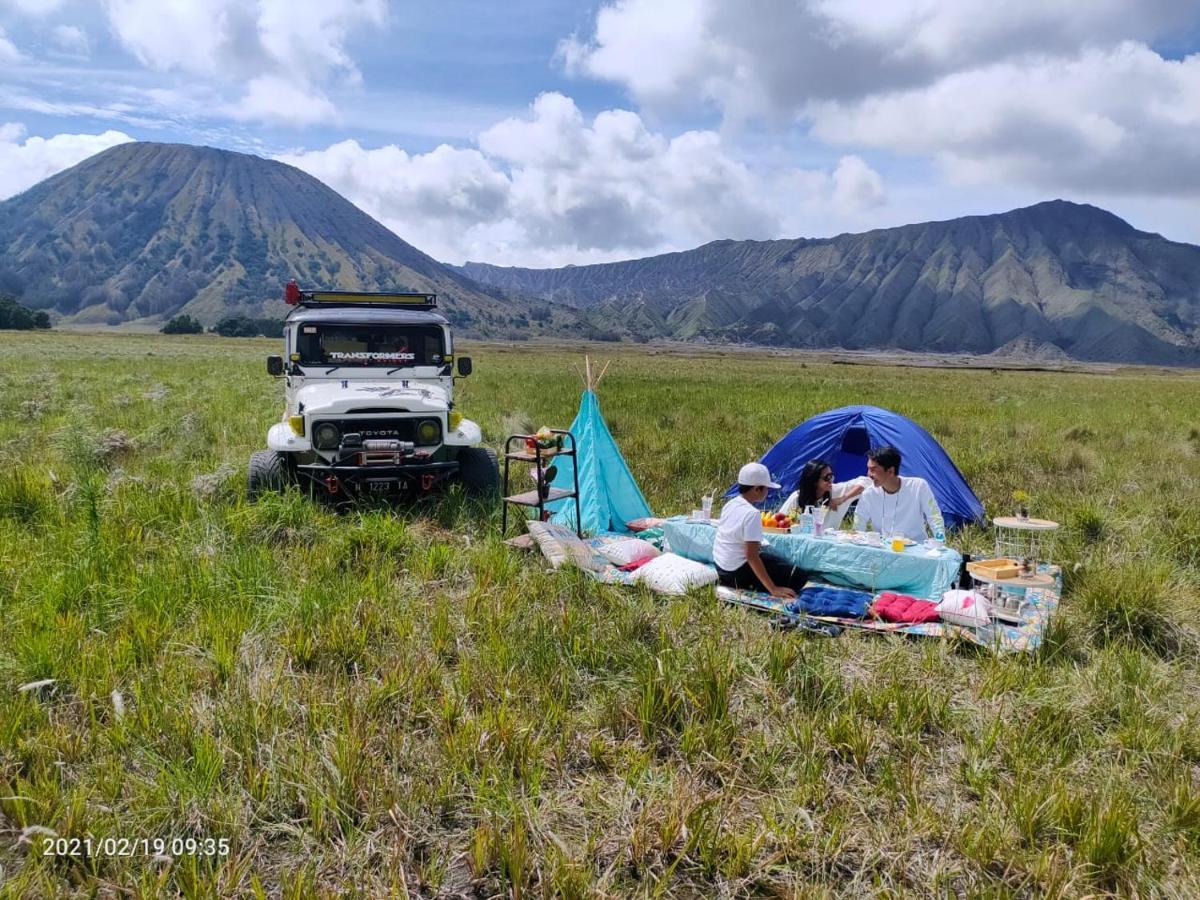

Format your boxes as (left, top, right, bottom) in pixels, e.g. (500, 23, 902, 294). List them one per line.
(366, 480, 393, 493)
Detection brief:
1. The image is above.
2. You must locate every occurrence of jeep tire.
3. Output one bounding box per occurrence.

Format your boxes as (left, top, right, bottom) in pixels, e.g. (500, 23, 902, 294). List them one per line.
(247, 450, 290, 499)
(457, 446, 500, 497)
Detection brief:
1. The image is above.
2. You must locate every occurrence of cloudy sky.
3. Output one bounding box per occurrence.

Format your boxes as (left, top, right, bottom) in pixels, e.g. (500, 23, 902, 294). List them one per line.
(1, 0, 1199, 266)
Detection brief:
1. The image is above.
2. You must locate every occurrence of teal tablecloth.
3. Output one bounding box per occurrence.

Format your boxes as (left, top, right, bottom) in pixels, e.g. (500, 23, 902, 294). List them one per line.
(662, 518, 962, 600)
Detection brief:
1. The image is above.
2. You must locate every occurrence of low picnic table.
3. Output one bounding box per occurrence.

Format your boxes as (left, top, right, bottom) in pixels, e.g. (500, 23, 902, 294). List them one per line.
(661, 516, 963, 601)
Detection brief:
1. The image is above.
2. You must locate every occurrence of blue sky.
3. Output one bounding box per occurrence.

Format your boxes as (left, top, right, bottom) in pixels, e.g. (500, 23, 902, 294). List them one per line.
(2, 0, 1199, 266)
(0, 2, 624, 149)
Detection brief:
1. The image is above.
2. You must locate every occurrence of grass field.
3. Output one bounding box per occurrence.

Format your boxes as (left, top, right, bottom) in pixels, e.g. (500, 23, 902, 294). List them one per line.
(1, 329, 1199, 897)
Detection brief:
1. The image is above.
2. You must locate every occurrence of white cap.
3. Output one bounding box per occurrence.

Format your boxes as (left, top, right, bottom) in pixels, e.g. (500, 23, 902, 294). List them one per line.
(737, 462, 780, 489)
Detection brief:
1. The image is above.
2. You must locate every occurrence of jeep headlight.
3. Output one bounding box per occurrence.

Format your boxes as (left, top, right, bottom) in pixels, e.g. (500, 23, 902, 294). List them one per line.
(313, 422, 341, 450)
(416, 419, 441, 445)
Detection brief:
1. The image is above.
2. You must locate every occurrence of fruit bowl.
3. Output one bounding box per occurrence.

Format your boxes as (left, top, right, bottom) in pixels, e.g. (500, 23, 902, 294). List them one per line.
(761, 512, 796, 533)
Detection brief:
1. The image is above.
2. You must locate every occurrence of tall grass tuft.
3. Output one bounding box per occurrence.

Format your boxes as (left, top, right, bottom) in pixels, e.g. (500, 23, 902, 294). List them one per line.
(1070, 503, 1108, 545)
(1159, 500, 1200, 569)
(0, 470, 57, 525)
(687, 640, 735, 725)
(1078, 788, 1143, 886)
(1168, 776, 1200, 845)
(1070, 560, 1185, 657)
(633, 651, 687, 744)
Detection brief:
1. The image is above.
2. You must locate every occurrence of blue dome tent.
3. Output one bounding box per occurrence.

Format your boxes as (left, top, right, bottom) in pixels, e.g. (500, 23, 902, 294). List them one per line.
(731, 405, 985, 531)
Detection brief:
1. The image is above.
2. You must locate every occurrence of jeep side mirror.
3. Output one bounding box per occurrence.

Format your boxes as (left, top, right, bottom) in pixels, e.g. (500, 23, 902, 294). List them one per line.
(456, 356, 473, 376)
(266, 355, 284, 376)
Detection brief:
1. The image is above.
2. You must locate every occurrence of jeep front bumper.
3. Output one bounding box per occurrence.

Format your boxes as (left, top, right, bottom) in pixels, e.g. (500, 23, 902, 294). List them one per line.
(295, 459, 460, 496)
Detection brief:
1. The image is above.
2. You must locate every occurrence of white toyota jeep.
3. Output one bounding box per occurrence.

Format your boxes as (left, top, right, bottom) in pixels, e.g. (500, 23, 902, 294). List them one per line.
(247, 283, 499, 501)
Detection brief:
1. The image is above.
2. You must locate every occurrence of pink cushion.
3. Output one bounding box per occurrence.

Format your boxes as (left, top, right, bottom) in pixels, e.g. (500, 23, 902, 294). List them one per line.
(874, 592, 940, 624)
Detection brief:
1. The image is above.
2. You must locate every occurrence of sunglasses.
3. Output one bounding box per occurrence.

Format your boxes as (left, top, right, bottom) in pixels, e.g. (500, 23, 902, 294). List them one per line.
(820, 473, 835, 481)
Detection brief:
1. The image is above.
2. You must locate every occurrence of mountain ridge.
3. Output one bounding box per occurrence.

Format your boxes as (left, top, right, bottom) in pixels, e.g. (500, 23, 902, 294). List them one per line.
(0, 141, 1195, 365)
(459, 200, 1200, 365)
(0, 142, 572, 336)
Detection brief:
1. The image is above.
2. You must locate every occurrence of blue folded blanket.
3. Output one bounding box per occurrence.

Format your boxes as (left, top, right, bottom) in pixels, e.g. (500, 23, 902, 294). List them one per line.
(787, 586, 872, 619)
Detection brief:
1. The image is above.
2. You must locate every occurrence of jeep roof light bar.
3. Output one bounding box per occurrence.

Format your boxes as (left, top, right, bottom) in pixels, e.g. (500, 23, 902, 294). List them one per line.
(284, 279, 437, 309)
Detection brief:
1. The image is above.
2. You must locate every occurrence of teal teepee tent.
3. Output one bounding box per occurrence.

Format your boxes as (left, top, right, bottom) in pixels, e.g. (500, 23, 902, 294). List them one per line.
(548, 360, 652, 535)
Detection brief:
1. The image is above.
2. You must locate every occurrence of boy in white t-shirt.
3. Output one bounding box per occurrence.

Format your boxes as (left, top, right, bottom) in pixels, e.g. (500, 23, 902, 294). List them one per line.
(713, 462, 809, 599)
(854, 446, 945, 542)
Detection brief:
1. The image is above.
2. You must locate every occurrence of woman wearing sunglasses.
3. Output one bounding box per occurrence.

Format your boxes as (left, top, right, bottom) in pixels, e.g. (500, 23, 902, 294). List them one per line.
(779, 459, 870, 531)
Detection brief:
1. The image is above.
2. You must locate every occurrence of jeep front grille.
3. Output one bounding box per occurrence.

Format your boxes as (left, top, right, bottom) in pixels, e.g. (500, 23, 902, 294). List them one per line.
(315, 417, 419, 444)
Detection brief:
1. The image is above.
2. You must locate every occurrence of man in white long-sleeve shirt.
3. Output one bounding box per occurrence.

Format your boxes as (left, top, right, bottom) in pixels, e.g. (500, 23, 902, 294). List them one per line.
(854, 446, 945, 542)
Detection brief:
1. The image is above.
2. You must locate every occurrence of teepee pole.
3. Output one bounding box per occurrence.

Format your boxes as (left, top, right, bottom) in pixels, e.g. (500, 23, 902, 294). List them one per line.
(595, 360, 611, 388)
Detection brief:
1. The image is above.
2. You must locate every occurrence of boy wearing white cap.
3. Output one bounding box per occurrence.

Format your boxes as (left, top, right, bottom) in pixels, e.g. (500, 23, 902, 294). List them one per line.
(713, 462, 808, 599)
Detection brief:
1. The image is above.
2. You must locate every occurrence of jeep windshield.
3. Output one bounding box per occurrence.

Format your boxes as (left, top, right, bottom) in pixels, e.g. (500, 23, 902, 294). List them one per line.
(296, 324, 445, 368)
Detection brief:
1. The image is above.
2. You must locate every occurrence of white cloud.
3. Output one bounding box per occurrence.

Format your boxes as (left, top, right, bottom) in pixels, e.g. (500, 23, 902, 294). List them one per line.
(812, 43, 1200, 195)
(0, 26, 23, 63)
(102, 0, 233, 74)
(99, 0, 383, 126)
(255, 0, 384, 84)
(0, 124, 134, 201)
(814, 0, 1194, 66)
(558, 1, 710, 105)
(227, 76, 337, 126)
(563, 0, 1200, 198)
(565, 0, 1199, 115)
(475, 93, 789, 254)
(50, 24, 90, 57)
(0, 0, 67, 15)
(831, 155, 885, 213)
(278, 93, 887, 266)
(0, 84, 187, 130)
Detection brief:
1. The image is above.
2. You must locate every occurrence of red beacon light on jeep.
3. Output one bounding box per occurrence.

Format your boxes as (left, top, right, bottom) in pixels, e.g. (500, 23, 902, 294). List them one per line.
(284, 279, 302, 305)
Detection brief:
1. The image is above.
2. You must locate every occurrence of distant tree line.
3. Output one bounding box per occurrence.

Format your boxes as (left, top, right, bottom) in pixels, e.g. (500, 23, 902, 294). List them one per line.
(0, 295, 51, 330)
(211, 316, 284, 337)
(582, 325, 622, 342)
(160, 314, 204, 334)
(160, 314, 283, 337)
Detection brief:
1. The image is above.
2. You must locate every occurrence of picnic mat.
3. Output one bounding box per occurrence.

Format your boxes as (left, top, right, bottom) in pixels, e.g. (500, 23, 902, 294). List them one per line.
(582, 536, 641, 587)
(535, 531, 1059, 655)
(716, 572, 1060, 654)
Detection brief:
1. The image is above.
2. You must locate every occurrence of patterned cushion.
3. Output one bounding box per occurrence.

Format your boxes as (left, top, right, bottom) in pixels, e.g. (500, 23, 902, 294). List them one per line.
(526, 520, 606, 571)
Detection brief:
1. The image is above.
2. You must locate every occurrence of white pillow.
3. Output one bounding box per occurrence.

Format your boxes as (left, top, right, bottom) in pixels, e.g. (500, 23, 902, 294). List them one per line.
(936, 589, 992, 628)
(634, 553, 717, 595)
(526, 521, 605, 571)
(597, 537, 661, 566)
